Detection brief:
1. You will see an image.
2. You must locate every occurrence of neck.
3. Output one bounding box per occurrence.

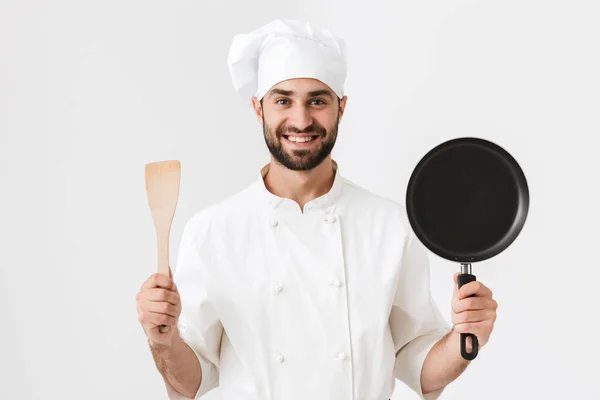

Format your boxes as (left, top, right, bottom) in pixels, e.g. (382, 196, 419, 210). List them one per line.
(263, 157, 335, 212)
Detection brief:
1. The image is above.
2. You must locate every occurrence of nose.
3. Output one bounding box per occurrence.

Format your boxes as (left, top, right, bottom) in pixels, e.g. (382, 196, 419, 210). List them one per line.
(288, 104, 313, 132)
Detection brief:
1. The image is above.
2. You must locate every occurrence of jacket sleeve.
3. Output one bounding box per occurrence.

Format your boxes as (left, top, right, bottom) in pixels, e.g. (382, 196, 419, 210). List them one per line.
(163, 218, 223, 399)
(390, 228, 451, 400)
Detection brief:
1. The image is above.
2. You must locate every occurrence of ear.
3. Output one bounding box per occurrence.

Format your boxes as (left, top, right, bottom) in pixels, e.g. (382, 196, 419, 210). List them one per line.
(251, 96, 263, 125)
(338, 95, 348, 124)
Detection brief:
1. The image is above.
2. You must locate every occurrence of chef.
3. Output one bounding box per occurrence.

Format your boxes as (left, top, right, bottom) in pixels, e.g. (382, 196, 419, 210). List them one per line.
(136, 19, 498, 400)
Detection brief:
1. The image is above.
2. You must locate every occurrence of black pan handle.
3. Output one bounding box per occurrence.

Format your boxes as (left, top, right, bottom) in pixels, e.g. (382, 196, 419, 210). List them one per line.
(457, 270, 478, 360)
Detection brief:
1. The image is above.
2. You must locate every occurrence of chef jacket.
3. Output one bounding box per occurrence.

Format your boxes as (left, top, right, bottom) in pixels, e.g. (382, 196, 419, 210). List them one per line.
(164, 160, 451, 400)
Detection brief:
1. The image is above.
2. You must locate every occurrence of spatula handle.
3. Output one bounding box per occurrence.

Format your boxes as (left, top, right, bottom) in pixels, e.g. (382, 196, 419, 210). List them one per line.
(458, 267, 478, 360)
(157, 231, 170, 277)
(157, 231, 171, 334)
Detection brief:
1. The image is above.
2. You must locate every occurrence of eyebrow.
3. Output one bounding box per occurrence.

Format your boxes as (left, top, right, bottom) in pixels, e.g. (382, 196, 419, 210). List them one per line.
(307, 89, 334, 98)
(268, 88, 334, 99)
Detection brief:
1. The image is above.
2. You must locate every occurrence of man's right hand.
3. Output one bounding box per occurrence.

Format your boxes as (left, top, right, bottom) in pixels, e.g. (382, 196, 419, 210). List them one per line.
(136, 271, 182, 347)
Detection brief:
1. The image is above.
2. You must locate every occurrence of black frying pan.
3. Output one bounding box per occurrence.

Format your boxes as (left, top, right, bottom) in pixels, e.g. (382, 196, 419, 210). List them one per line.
(406, 137, 529, 360)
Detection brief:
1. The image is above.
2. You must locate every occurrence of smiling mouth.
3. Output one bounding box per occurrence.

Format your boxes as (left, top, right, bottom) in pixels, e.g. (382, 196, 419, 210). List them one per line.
(283, 135, 320, 143)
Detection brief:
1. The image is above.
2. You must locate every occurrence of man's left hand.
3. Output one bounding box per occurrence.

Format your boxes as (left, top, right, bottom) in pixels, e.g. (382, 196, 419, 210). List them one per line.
(450, 272, 498, 348)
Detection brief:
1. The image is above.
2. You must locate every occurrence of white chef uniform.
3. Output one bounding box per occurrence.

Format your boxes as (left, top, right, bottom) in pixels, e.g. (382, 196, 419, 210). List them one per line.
(164, 160, 452, 400)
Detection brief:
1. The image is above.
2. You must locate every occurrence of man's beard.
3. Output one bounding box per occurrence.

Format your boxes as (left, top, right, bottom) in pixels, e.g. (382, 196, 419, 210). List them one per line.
(262, 114, 339, 171)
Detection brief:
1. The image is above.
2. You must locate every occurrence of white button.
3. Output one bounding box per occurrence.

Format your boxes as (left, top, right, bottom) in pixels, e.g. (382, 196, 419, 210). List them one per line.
(270, 219, 278, 227)
(337, 352, 347, 360)
(325, 214, 337, 223)
(331, 279, 343, 288)
(276, 353, 285, 363)
(273, 284, 283, 295)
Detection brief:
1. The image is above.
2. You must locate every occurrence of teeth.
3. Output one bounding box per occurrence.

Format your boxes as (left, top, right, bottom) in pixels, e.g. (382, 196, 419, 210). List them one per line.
(287, 136, 315, 143)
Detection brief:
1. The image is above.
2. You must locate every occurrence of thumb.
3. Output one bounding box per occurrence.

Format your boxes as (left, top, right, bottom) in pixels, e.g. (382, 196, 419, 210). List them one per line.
(169, 266, 179, 292)
(453, 272, 459, 298)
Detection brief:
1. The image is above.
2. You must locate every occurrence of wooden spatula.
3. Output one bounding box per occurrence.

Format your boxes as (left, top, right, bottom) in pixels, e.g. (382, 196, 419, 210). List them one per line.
(145, 160, 181, 333)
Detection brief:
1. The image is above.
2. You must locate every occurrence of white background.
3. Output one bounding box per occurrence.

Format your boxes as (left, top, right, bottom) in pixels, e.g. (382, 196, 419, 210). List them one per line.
(1, 0, 599, 399)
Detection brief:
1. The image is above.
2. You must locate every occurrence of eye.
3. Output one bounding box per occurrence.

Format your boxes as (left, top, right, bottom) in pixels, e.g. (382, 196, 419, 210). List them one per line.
(310, 99, 326, 106)
(276, 98, 290, 105)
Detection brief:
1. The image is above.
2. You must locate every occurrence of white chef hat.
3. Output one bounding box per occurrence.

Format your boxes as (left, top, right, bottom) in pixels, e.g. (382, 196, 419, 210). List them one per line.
(227, 19, 348, 103)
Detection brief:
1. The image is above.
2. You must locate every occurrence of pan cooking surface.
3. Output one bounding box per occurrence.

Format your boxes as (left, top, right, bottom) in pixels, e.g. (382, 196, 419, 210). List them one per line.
(406, 138, 528, 262)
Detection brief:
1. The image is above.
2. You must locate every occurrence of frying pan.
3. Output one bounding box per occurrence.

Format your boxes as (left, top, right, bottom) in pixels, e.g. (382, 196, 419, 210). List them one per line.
(405, 137, 529, 360)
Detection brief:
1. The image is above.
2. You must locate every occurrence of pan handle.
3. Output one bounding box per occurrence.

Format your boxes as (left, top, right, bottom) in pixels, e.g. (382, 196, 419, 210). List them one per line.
(458, 265, 479, 360)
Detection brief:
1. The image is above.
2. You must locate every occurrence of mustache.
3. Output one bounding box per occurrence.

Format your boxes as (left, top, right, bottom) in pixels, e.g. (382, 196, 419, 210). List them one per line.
(276, 123, 326, 137)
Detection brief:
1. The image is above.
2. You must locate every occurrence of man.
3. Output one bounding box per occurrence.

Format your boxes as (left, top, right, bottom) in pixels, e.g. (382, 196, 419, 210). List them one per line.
(136, 19, 498, 400)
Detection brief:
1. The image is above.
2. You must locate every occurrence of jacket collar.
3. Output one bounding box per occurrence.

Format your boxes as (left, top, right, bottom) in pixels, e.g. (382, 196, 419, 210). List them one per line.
(257, 160, 343, 213)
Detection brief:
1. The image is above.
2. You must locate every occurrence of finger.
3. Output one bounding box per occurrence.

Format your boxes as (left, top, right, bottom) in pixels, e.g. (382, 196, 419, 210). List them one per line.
(451, 309, 496, 325)
(458, 281, 493, 300)
(139, 299, 180, 318)
(452, 320, 494, 337)
(452, 297, 498, 314)
(141, 273, 175, 291)
(140, 288, 180, 306)
(138, 309, 177, 328)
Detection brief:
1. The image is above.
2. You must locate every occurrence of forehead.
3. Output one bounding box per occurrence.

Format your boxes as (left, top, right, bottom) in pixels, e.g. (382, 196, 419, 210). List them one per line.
(267, 78, 335, 96)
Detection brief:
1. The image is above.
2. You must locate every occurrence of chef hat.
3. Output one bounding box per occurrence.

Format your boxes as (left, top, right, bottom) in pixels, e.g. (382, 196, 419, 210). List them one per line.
(227, 19, 348, 103)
